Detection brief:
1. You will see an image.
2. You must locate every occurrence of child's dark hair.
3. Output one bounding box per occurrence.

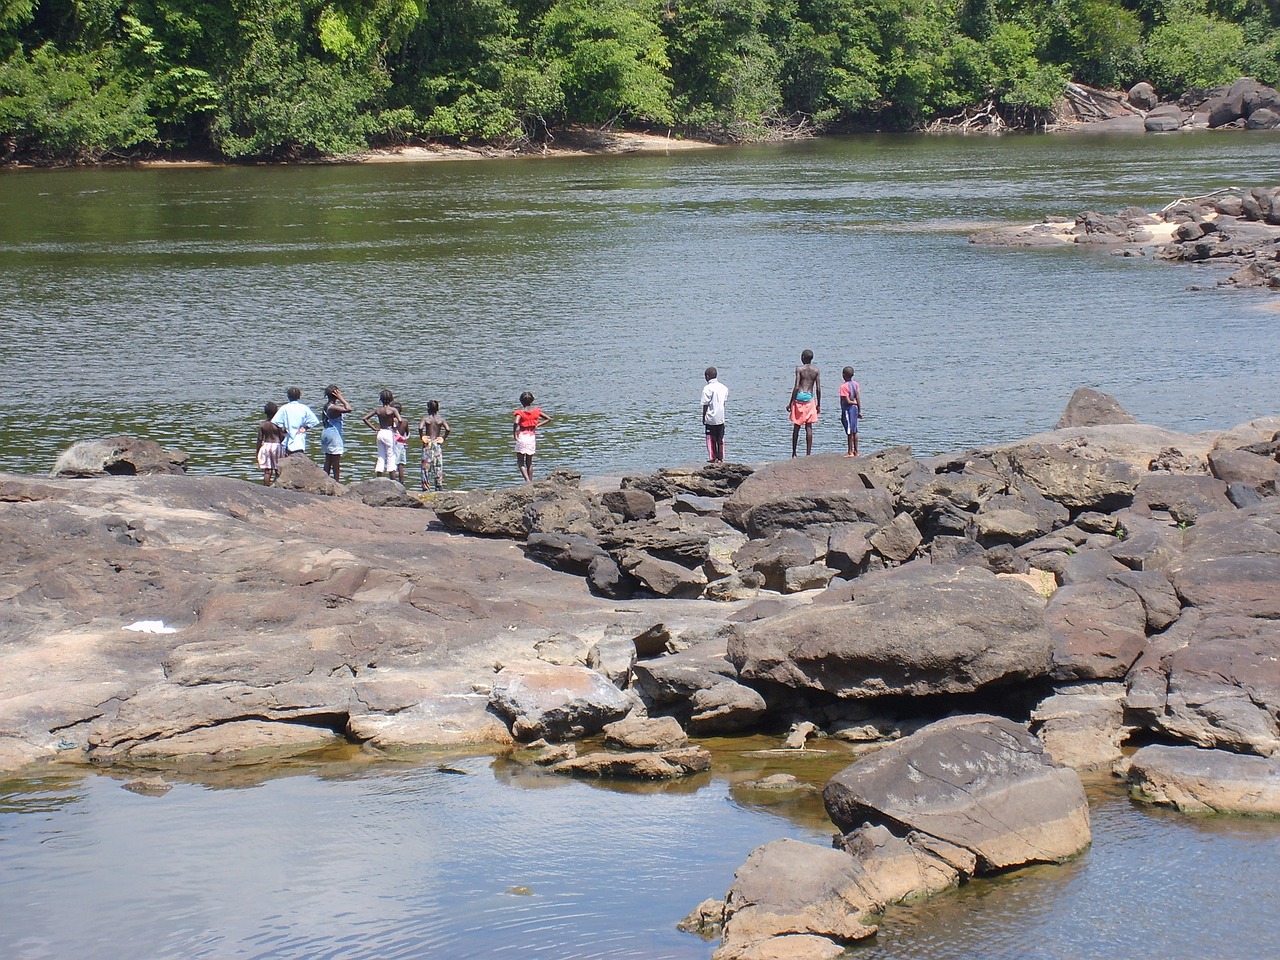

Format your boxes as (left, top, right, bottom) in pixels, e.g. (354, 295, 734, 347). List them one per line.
(264, 401, 279, 418)
(842, 366, 854, 379)
(520, 391, 534, 406)
(427, 400, 440, 414)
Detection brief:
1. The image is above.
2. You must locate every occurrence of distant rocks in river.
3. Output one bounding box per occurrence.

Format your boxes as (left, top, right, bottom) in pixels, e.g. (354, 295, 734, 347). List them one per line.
(1063, 77, 1280, 133)
(970, 185, 1280, 295)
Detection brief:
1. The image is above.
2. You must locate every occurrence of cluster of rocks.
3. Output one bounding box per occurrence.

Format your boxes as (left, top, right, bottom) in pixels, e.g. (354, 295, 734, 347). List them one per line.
(1132, 77, 1280, 132)
(432, 390, 1279, 804)
(970, 185, 1280, 293)
(682, 715, 1093, 959)
(8, 391, 1280, 958)
(1069, 78, 1280, 133)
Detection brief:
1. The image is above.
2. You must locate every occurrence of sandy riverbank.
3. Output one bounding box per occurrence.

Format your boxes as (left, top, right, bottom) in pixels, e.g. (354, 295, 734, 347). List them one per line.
(358, 128, 722, 164)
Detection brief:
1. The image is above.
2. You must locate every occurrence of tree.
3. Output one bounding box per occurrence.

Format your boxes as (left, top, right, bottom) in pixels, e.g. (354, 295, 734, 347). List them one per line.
(1143, 0, 1244, 92)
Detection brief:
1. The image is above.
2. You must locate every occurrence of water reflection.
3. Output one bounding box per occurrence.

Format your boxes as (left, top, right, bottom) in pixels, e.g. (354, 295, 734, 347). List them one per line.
(3, 745, 1278, 960)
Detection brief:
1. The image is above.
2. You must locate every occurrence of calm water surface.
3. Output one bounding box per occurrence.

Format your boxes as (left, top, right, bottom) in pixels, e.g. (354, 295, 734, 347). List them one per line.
(3, 131, 1280, 486)
(1, 749, 1277, 960)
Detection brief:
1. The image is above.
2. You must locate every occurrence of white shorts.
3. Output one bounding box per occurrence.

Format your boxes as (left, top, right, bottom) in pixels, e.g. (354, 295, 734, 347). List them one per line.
(375, 428, 395, 472)
(515, 432, 536, 456)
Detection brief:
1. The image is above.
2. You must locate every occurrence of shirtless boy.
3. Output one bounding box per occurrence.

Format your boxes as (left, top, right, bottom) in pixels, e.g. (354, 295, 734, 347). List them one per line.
(256, 401, 285, 485)
(418, 400, 451, 491)
(787, 349, 821, 457)
(362, 389, 399, 478)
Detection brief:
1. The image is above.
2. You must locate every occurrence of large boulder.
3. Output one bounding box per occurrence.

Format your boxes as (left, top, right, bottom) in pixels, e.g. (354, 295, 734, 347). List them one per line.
(1031, 682, 1131, 769)
(1055, 388, 1138, 429)
(51, 436, 188, 477)
(1003, 442, 1139, 513)
(722, 456, 892, 532)
(823, 715, 1091, 871)
(274, 453, 342, 495)
(715, 838, 880, 959)
(434, 473, 599, 538)
(1128, 744, 1280, 815)
(489, 662, 630, 741)
(729, 564, 1054, 698)
(1045, 580, 1149, 681)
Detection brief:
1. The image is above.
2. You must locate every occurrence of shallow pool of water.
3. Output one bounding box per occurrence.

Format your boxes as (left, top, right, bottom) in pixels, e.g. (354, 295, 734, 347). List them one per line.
(2, 746, 1276, 960)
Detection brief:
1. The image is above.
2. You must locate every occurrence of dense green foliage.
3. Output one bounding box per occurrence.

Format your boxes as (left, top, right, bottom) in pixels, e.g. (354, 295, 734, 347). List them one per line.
(0, 0, 1275, 160)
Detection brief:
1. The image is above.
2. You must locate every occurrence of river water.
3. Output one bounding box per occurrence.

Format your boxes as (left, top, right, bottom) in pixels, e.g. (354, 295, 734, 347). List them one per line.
(1, 743, 1278, 960)
(2, 131, 1280, 486)
(3, 134, 1280, 957)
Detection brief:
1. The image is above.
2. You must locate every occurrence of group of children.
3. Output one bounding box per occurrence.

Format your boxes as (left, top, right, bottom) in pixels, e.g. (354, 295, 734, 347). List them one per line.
(253, 364, 860, 492)
(254, 388, 552, 490)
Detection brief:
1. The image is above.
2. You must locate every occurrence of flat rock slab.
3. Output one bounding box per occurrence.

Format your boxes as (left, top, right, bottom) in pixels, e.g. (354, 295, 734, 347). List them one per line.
(551, 745, 711, 780)
(1128, 744, 1280, 815)
(729, 564, 1053, 698)
(823, 714, 1091, 871)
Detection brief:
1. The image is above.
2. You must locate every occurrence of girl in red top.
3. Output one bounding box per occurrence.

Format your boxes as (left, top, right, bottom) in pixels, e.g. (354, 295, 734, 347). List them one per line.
(513, 391, 552, 482)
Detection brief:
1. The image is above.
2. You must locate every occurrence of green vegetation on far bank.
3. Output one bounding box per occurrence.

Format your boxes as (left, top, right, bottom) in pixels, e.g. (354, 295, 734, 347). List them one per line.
(1, 0, 1277, 163)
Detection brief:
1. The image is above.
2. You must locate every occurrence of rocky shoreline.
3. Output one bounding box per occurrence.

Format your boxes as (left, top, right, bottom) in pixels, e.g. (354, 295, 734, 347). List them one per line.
(5, 388, 1279, 957)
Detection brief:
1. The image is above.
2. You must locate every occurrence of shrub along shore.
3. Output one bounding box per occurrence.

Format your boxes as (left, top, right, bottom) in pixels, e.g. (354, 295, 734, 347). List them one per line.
(1, 0, 1278, 165)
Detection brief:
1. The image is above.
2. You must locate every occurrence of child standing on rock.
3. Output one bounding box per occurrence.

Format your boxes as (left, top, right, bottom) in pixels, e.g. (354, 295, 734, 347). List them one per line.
(256, 402, 285, 485)
(513, 391, 551, 483)
(418, 400, 451, 491)
(839, 366, 864, 457)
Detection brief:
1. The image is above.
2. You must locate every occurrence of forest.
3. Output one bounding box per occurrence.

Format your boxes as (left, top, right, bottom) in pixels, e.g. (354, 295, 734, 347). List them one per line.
(0, 0, 1277, 162)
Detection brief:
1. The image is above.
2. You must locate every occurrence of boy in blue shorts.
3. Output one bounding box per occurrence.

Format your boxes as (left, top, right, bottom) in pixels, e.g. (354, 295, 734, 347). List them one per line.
(839, 366, 864, 457)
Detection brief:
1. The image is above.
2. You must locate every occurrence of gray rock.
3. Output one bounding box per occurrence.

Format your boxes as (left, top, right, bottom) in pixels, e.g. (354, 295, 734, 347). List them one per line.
(1060, 548, 1130, 585)
(1208, 447, 1280, 494)
(602, 714, 688, 751)
(734, 529, 821, 591)
(551, 745, 711, 780)
(603, 521, 711, 568)
(1127, 81, 1157, 111)
(1132, 474, 1235, 524)
(1004, 443, 1139, 513)
(346, 478, 422, 508)
(705, 571, 764, 601)
(524, 531, 610, 576)
(826, 522, 876, 577)
(623, 552, 708, 598)
(274, 453, 343, 496)
(51, 435, 188, 478)
(690, 680, 768, 734)
(783, 563, 837, 594)
(1046, 580, 1148, 681)
(489, 662, 630, 742)
(1031, 682, 1132, 769)
(1246, 107, 1280, 129)
(823, 714, 1091, 871)
(1055, 388, 1138, 429)
(601, 487, 657, 521)
(673, 493, 725, 516)
(1144, 113, 1183, 132)
(1108, 569, 1181, 631)
(723, 455, 890, 532)
(716, 838, 880, 958)
(586, 554, 633, 598)
(729, 564, 1053, 698)
(435, 474, 595, 538)
(868, 512, 923, 563)
(631, 639, 738, 707)
(1128, 744, 1280, 815)
(927, 535, 987, 566)
(743, 491, 895, 540)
